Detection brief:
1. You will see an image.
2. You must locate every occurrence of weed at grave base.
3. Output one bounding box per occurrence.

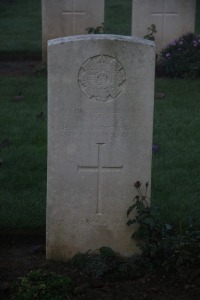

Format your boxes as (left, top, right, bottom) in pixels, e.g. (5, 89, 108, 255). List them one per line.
(85, 23, 107, 34)
(127, 181, 200, 271)
(71, 247, 143, 281)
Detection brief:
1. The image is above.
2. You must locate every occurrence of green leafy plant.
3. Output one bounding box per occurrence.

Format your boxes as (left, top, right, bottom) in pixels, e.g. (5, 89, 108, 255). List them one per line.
(72, 247, 116, 279)
(72, 247, 143, 280)
(144, 24, 157, 41)
(127, 181, 200, 270)
(11, 270, 72, 300)
(158, 32, 200, 77)
(85, 23, 106, 34)
(127, 181, 172, 268)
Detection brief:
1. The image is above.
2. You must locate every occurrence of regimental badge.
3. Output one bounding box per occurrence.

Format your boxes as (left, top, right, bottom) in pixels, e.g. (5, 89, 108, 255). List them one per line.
(78, 55, 126, 102)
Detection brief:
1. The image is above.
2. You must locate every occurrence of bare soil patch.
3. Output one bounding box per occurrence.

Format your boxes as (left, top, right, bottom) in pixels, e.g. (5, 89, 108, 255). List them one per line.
(0, 232, 200, 300)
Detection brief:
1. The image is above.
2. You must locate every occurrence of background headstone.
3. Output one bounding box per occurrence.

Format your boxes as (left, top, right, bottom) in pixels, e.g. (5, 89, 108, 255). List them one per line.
(47, 35, 155, 260)
(132, 0, 196, 52)
(42, 0, 104, 61)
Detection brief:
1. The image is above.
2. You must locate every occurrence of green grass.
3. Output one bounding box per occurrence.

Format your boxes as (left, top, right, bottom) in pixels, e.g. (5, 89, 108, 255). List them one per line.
(0, 76, 47, 229)
(105, 0, 132, 35)
(152, 79, 200, 226)
(0, 0, 41, 57)
(196, 0, 200, 33)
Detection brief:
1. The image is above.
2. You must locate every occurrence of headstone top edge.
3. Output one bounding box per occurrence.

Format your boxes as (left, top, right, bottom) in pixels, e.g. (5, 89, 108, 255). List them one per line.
(48, 34, 155, 47)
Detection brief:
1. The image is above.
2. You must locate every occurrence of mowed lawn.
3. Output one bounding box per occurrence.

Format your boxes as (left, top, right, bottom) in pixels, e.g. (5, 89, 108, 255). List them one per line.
(0, 77, 47, 229)
(0, 0, 200, 229)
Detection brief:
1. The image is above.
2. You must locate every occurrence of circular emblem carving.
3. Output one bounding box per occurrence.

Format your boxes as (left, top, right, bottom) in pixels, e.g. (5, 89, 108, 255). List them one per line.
(78, 55, 126, 102)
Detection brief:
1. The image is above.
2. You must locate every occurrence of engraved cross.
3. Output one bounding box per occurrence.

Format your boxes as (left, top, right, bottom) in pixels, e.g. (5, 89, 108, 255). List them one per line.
(62, 1, 86, 34)
(151, 0, 178, 44)
(78, 143, 123, 215)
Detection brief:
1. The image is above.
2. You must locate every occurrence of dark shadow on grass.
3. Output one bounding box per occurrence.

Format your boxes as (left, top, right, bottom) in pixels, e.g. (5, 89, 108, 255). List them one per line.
(0, 51, 42, 61)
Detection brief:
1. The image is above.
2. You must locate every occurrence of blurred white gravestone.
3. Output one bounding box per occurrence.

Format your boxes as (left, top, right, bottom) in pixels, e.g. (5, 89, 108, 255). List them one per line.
(46, 35, 155, 260)
(42, 0, 104, 61)
(132, 0, 196, 52)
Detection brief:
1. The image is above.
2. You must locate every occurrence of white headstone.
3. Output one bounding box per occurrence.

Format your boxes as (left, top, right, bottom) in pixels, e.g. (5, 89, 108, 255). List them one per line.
(42, 0, 105, 61)
(132, 0, 196, 52)
(47, 35, 155, 260)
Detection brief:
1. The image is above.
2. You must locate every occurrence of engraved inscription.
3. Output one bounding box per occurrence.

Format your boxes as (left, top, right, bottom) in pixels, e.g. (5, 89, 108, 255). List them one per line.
(78, 143, 123, 215)
(52, 218, 125, 226)
(50, 109, 137, 138)
(51, 126, 130, 138)
(78, 55, 126, 102)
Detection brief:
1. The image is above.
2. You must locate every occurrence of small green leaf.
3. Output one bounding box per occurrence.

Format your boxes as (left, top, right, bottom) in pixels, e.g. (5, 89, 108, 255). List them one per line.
(71, 253, 87, 268)
(127, 205, 135, 216)
(137, 202, 145, 211)
(131, 231, 139, 239)
(144, 216, 156, 229)
(133, 195, 140, 202)
(134, 181, 141, 188)
(126, 219, 136, 226)
(136, 242, 144, 249)
(99, 247, 116, 258)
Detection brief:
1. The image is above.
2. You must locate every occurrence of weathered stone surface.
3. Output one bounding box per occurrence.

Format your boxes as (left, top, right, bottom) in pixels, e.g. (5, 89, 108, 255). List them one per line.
(132, 0, 196, 52)
(47, 35, 155, 260)
(42, 0, 104, 61)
